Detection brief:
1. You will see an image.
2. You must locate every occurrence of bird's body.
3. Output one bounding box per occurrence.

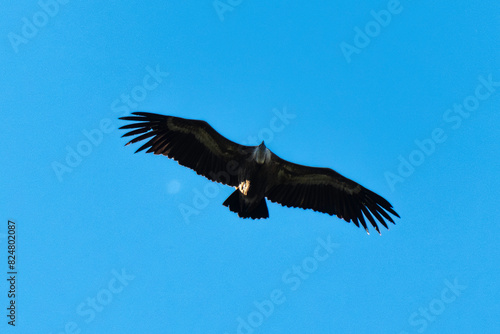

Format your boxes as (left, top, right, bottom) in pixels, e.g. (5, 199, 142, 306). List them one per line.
(119, 112, 399, 234)
(224, 143, 273, 219)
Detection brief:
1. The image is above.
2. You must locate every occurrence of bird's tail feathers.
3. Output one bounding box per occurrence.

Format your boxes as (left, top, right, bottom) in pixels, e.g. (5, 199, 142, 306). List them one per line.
(223, 190, 269, 219)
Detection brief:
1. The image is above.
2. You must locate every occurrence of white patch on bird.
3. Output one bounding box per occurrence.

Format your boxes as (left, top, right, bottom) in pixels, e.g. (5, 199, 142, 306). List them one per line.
(238, 180, 250, 196)
(167, 179, 182, 194)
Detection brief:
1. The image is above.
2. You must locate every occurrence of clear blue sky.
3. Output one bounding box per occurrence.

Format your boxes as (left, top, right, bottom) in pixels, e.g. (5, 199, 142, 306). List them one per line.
(1, 1, 499, 333)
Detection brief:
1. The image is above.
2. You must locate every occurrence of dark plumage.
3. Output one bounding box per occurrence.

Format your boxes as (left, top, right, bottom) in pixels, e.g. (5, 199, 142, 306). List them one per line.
(119, 112, 400, 234)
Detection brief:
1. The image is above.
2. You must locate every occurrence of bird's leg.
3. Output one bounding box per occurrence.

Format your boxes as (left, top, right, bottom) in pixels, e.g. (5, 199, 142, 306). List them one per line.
(238, 180, 250, 196)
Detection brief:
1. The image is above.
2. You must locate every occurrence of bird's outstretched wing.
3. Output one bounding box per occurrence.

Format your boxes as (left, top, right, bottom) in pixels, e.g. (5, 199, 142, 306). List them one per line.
(265, 153, 399, 234)
(119, 112, 252, 186)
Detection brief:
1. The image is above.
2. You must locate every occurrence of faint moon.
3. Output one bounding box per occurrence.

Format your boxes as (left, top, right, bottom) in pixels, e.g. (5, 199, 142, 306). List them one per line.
(167, 180, 181, 194)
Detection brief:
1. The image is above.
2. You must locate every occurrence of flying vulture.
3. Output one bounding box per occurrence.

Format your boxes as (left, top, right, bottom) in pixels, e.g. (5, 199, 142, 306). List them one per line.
(119, 112, 399, 234)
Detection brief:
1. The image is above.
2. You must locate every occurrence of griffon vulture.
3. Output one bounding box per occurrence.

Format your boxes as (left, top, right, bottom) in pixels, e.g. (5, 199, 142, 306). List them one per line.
(119, 112, 399, 234)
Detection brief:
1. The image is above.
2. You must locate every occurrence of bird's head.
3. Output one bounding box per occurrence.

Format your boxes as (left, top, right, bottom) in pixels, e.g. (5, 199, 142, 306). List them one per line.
(253, 141, 271, 164)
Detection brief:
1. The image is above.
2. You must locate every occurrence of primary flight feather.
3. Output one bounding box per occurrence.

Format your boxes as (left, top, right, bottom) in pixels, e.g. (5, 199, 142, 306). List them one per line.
(119, 112, 399, 234)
